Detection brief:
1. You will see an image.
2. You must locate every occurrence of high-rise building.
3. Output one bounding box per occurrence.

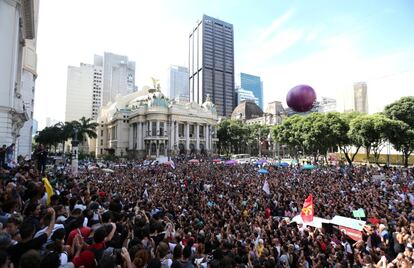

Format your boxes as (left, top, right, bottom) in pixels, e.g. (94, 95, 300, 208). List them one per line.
(167, 65, 189, 100)
(100, 52, 136, 105)
(0, 0, 37, 159)
(65, 64, 96, 122)
(353, 82, 368, 113)
(239, 73, 263, 110)
(318, 97, 337, 113)
(65, 52, 134, 122)
(189, 15, 235, 117)
(236, 87, 259, 107)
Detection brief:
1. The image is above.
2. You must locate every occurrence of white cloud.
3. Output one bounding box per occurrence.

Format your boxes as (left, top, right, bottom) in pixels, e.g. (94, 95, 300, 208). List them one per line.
(258, 10, 294, 43)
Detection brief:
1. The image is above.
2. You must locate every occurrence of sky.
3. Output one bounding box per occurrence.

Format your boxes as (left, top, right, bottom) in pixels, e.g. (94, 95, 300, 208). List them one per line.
(34, 0, 414, 128)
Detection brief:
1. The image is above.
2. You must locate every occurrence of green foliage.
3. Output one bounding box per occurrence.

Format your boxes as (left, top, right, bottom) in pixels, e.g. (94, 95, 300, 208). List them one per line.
(349, 114, 397, 164)
(217, 119, 270, 155)
(384, 97, 414, 128)
(34, 117, 97, 153)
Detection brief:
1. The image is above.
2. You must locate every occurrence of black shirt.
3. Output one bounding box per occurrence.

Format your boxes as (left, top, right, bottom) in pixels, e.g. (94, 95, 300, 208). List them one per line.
(8, 233, 48, 267)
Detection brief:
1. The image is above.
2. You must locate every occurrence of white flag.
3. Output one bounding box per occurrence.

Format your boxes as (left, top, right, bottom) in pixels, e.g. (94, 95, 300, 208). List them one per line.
(143, 189, 149, 199)
(262, 180, 270, 195)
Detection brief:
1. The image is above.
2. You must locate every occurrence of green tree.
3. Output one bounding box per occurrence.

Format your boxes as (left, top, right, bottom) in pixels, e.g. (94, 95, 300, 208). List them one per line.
(272, 115, 304, 160)
(332, 112, 363, 166)
(217, 119, 233, 154)
(349, 114, 395, 165)
(385, 120, 414, 167)
(384, 97, 414, 128)
(384, 97, 414, 167)
(71, 117, 99, 142)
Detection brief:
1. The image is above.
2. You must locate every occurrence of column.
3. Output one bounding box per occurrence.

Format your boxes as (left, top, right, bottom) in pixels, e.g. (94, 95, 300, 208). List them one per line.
(185, 122, 190, 151)
(195, 123, 200, 151)
(169, 121, 174, 150)
(128, 125, 133, 150)
(175, 122, 179, 152)
(156, 121, 160, 136)
(205, 124, 209, 150)
(137, 122, 143, 150)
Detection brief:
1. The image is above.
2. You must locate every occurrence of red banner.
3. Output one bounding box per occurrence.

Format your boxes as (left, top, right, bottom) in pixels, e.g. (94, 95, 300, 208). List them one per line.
(300, 194, 314, 223)
(338, 226, 363, 241)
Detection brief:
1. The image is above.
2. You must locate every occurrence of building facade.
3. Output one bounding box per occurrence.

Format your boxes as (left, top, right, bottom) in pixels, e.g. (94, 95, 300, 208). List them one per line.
(240, 73, 263, 109)
(65, 64, 96, 122)
(318, 97, 337, 113)
(0, 0, 37, 159)
(189, 15, 235, 117)
(100, 52, 136, 105)
(167, 65, 189, 101)
(96, 83, 218, 158)
(236, 87, 259, 107)
(354, 82, 368, 113)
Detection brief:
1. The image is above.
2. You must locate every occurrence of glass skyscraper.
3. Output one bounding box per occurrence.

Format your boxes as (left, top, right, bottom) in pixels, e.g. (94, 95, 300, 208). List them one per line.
(240, 73, 263, 110)
(167, 65, 189, 101)
(189, 15, 235, 117)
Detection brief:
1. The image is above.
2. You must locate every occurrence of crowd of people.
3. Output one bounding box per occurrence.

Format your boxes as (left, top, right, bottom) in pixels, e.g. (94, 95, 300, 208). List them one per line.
(0, 151, 413, 268)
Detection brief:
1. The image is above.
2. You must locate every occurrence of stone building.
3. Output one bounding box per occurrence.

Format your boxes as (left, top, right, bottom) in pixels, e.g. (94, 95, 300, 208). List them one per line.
(96, 83, 218, 158)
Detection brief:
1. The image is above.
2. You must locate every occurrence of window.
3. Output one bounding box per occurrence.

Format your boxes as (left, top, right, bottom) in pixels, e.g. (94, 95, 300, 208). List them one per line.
(100, 130, 103, 136)
(179, 124, 184, 137)
(190, 125, 195, 137)
(159, 122, 164, 136)
(100, 139, 103, 146)
(199, 126, 204, 138)
(151, 122, 157, 136)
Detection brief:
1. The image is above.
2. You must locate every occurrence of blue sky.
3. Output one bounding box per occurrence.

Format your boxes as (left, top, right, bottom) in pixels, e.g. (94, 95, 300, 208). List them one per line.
(35, 0, 414, 127)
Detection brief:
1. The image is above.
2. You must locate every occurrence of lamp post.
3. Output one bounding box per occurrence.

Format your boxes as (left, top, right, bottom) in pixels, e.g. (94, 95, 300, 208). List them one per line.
(71, 129, 79, 176)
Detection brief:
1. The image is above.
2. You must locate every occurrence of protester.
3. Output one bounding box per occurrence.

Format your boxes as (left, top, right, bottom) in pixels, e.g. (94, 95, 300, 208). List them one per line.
(0, 156, 413, 267)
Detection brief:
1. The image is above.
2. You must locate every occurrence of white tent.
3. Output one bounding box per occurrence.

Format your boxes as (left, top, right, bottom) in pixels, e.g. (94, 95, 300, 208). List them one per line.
(330, 215, 365, 231)
(291, 215, 331, 229)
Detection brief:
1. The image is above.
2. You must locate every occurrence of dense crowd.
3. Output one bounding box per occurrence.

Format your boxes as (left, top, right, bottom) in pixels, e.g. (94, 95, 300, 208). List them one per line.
(0, 150, 414, 268)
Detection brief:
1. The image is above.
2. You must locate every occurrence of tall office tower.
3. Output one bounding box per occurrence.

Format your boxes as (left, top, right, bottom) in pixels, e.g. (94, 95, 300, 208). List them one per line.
(236, 87, 259, 107)
(189, 15, 235, 117)
(0, 0, 37, 159)
(353, 82, 368, 113)
(240, 73, 264, 110)
(65, 64, 95, 122)
(100, 52, 136, 105)
(167, 65, 189, 100)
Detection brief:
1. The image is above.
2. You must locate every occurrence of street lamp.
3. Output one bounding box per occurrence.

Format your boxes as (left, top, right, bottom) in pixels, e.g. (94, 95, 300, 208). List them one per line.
(71, 128, 79, 176)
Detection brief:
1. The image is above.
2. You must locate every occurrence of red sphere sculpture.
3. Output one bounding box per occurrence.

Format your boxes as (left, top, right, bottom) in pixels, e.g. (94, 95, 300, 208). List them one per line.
(286, 85, 317, 113)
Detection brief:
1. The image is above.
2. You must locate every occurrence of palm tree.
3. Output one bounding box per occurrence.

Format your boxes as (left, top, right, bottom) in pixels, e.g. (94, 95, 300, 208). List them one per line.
(69, 117, 98, 153)
(75, 117, 99, 141)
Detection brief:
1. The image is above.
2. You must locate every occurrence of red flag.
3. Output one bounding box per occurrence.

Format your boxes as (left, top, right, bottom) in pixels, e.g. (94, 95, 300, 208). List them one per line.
(300, 194, 314, 223)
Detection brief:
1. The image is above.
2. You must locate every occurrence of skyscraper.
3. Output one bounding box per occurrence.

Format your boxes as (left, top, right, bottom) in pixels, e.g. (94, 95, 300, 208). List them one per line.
(100, 52, 136, 105)
(189, 15, 235, 117)
(167, 65, 189, 100)
(353, 82, 368, 113)
(65, 53, 135, 122)
(235, 87, 260, 107)
(65, 63, 96, 122)
(239, 73, 263, 110)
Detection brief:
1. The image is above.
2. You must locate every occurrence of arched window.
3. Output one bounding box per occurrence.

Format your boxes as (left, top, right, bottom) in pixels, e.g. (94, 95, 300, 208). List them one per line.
(151, 143, 157, 155)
